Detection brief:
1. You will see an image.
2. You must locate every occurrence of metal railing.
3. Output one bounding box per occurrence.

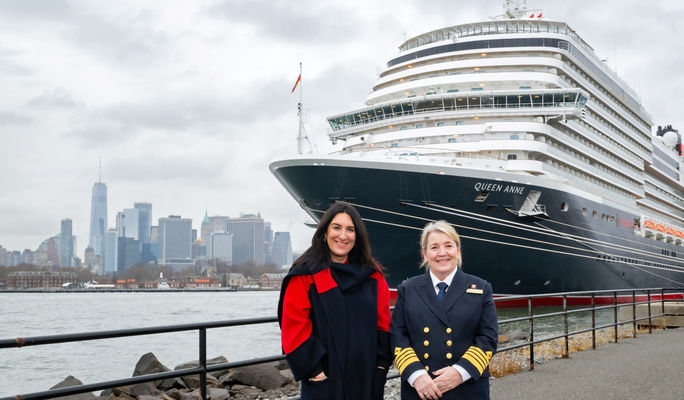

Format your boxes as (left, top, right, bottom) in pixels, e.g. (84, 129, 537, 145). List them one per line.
(1, 287, 681, 400)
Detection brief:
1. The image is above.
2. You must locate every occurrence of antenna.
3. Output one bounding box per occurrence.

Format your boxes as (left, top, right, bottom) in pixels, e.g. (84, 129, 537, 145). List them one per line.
(98, 157, 102, 183)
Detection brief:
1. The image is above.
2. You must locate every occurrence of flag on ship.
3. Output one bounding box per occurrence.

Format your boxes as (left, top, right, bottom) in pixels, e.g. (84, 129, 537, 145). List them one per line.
(291, 73, 301, 93)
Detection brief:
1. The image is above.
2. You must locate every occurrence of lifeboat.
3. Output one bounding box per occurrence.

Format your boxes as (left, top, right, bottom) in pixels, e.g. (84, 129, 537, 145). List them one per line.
(665, 227, 675, 235)
(655, 224, 666, 232)
(644, 220, 656, 229)
(675, 231, 684, 238)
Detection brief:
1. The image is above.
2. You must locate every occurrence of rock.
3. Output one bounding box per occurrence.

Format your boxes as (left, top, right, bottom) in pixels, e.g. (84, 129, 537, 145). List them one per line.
(159, 377, 186, 391)
(503, 328, 529, 342)
(228, 385, 262, 399)
(129, 381, 161, 397)
(498, 334, 510, 344)
(49, 376, 97, 400)
(279, 368, 294, 383)
(180, 388, 205, 400)
(132, 352, 175, 389)
(137, 396, 162, 400)
(163, 388, 181, 399)
(180, 373, 219, 390)
(110, 386, 132, 397)
(207, 387, 231, 399)
(224, 364, 289, 390)
(175, 356, 230, 378)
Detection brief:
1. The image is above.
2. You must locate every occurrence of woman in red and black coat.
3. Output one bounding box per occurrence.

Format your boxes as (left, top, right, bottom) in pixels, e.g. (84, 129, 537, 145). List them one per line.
(277, 203, 391, 400)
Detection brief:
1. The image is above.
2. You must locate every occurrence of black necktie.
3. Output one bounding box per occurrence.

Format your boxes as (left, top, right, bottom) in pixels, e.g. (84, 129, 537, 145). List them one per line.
(437, 282, 448, 301)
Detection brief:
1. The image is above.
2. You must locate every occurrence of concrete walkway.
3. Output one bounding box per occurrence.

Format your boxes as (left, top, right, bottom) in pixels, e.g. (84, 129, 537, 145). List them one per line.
(490, 328, 684, 400)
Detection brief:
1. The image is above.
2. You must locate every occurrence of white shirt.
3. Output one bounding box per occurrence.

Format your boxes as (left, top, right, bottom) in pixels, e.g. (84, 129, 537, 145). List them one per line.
(407, 268, 472, 387)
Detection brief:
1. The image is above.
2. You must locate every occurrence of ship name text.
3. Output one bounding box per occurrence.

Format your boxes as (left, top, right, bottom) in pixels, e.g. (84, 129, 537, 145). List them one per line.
(474, 182, 525, 195)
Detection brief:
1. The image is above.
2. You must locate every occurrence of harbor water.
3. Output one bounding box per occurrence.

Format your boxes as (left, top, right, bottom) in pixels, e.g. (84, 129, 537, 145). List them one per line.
(0, 291, 282, 396)
(0, 291, 620, 397)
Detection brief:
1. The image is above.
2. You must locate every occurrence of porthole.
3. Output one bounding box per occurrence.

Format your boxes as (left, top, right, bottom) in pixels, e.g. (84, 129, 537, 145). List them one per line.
(514, 280, 521, 286)
(544, 280, 551, 286)
(560, 202, 569, 211)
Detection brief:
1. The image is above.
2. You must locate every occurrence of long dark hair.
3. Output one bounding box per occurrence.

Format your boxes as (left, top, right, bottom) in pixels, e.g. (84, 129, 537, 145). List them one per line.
(293, 203, 380, 272)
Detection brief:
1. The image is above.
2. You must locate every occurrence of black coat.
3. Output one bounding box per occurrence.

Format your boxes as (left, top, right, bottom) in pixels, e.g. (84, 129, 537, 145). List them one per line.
(390, 269, 498, 400)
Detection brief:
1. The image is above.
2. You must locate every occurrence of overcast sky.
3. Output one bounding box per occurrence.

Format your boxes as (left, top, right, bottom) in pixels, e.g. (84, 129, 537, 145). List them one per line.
(0, 0, 682, 258)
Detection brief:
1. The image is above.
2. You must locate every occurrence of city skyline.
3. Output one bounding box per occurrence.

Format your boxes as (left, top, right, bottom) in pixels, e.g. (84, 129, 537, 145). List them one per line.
(0, 1, 682, 256)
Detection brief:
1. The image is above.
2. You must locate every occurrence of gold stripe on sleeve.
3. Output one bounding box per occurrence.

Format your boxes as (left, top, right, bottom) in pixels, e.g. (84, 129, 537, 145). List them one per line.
(394, 347, 420, 374)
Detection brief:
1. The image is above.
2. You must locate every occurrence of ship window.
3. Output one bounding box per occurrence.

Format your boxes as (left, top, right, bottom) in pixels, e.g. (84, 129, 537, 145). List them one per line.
(448, 138, 457, 143)
(437, 122, 445, 127)
(592, 211, 597, 218)
(507, 154, 517, 160)
(391, 143, 398, 147)
(447, 89, 459, 93)
(582, 208, 587, 216)
(486, 205, 496, 213)
(471, 87, 484, 91)
(510, 134, 519, 140)
(474, 191, 490, 202)
(415, 124, 424, 128)
(560, 202, 569, 212)
(400, 126, 408, 130)
(519, 86, 532, 90)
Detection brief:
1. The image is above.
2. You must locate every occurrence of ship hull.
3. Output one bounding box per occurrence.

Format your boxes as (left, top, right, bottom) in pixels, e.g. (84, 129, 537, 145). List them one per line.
(271, 157, 684, 294)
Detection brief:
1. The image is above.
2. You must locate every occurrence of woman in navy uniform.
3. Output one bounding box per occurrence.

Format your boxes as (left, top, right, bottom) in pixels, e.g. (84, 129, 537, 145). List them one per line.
(278, 203, 392, 400)
(391, 220, 497, 400)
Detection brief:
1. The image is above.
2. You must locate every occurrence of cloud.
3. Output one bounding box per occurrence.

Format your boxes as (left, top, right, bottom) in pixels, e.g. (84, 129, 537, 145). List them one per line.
(0, 110, 32, 125)
(0, 0, 72, 20)
(207, 0, 363, 44)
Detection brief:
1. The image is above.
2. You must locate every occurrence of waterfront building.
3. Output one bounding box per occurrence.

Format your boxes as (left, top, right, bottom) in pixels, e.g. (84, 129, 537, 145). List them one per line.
(103, 229, 118, 275)
(0, 245, 6, 266)
(88, 181, 107, 256)
(260, 272, 287, 289)
(208, 232, 232, 264)
(47, 237, 59, 266)
(272, 232, 293, 267)
(227, 214, 265, 266)
(158, 215, 193, 269)
(59, 219, 74, 267)
(7, 271, 77, 289)
(227, 272, 247, 287)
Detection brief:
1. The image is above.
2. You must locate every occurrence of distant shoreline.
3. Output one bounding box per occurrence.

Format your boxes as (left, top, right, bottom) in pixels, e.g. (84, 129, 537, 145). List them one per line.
(0, 288, 280, 293)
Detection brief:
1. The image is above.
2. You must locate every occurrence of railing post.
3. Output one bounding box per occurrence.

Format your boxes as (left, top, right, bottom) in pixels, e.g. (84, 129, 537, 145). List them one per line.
(591, 293, 596, 350)
(613, 291, 618, 343)
(200, 328, 207, 400)
(528, 297, 534, 371)
(563, 295, 569, 358)
(647, 291, 653, 334)
(661, 288, 666, 322)
(632, 290, 637, 338)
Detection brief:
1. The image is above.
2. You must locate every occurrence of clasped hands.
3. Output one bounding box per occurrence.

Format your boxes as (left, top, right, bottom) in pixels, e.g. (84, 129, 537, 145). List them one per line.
(414, 367, 463, 400)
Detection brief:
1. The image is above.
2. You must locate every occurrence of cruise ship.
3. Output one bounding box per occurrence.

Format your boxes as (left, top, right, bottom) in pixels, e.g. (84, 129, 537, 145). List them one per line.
(270, 1, 684, 294)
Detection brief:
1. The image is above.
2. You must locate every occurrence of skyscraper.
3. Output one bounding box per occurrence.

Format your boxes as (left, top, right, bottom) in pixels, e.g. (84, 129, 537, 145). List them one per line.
(89, 181, 107, 256)
(103, 229, 118, 275)
(272, 231, 293, 267)
(264, 222, 273, 264)
(158, 215, 193, 269)
(60, 219, 74, 267)
(227, 214, 265, 266)
(134, 202, 152, 244)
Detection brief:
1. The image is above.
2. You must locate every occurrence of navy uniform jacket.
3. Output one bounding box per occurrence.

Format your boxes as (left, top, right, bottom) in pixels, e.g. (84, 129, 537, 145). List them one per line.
(390, 269, 498, 400)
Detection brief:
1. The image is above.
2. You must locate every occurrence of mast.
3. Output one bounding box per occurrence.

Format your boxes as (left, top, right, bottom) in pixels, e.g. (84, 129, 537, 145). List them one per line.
(296, 62, 304, 154)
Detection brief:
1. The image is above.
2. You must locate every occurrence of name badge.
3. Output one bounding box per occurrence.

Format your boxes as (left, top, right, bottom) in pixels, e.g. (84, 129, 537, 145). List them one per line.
(466, 288, 483, 294)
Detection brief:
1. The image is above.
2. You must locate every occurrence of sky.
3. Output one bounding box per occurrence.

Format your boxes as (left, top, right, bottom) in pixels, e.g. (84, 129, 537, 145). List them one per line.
(0, 0, 682, 257)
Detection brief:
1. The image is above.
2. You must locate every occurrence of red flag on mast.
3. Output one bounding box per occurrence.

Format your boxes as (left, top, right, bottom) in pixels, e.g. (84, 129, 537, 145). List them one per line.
(291, 74, 301, 93)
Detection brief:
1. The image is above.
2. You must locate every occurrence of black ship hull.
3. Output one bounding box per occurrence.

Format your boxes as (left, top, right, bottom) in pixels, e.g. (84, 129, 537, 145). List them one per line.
(271, 158, 684, 294)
